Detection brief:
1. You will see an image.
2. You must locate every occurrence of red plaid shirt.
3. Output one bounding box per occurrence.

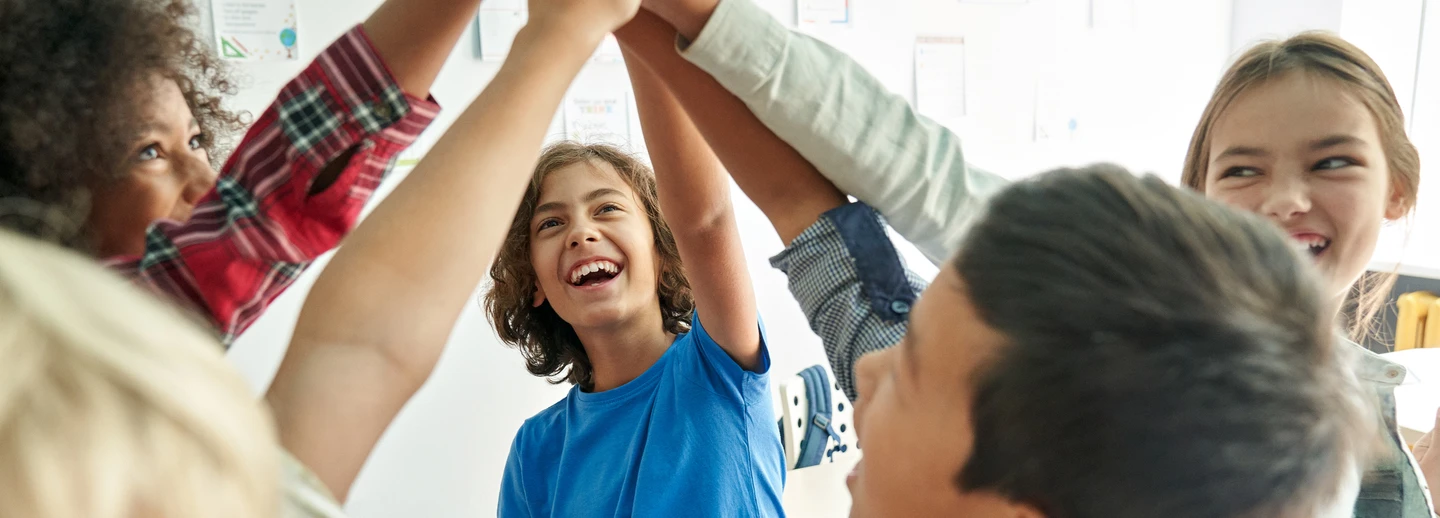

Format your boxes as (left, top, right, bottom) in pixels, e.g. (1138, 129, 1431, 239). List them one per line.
(104, 26, 439, 345)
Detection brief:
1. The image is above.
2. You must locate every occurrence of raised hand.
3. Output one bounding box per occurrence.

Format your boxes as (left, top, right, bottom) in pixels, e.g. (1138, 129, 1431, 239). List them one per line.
(528, 0, 642, 46)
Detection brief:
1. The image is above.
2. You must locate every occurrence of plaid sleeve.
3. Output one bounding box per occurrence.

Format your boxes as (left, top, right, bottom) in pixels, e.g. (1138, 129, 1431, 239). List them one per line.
(769, 202, 928, 401)
(104, 25, 441, 346)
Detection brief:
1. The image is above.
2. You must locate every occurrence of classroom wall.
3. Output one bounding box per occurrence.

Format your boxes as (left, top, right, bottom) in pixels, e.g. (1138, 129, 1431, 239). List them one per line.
(203, 0, 1432, 515)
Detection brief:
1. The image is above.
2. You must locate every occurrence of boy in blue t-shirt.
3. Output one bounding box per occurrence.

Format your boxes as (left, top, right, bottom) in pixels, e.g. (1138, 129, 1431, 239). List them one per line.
(482, 43, 784, 517)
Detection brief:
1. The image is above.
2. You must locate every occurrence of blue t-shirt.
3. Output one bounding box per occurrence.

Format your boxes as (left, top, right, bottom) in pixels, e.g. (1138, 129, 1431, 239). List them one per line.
(498, 313, 786, 518)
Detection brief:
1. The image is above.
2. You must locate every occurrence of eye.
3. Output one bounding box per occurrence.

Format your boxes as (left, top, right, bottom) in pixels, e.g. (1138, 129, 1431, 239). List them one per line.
(188, 133, 206, 150)
(597, 203, 621, 214)
(1314, 157, 1356, 170)
(136, 145, 160, 162)
(1219, 166, 1261, 179)
(537, 218, 560, 231)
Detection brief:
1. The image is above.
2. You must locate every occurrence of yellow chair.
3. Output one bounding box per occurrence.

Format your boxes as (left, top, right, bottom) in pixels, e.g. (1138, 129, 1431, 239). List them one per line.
(1396, 291, 1438, 351)
(1425, 297, 1440, 348)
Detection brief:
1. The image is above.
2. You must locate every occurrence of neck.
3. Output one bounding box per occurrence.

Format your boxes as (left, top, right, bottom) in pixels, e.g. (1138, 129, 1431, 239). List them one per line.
(575, 305, 675, 392)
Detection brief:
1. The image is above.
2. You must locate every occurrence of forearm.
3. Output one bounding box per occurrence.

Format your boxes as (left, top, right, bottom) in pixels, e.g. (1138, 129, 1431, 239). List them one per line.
(615, 10, 844, 244)
(266, 22, 604, 499)
(625, 47, 759, 367)
(641, 0, 717, 41)
(624, 48, 732, 233)
(665, 0, 1004, 265)
(363, 0, 482, 96)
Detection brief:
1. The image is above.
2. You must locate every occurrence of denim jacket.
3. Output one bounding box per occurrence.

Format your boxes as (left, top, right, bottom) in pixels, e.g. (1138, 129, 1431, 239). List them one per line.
(1349, 343, 1435, 517)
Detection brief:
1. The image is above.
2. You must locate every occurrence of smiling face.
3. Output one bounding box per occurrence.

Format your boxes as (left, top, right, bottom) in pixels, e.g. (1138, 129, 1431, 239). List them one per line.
(1202, 71, 1405, 299)
(86, 76, 217, 257)
(528, 160, 663, 332)
(847, 265, 1035, 518)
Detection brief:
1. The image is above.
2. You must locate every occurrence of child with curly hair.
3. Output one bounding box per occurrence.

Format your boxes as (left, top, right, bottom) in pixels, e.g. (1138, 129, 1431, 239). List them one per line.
(483, 50, 784, 517)
(0, 0, 477, 343)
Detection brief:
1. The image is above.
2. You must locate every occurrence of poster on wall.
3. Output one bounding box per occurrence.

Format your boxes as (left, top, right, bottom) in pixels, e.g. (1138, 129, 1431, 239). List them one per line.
(797, 0, 851, 29)
(475, 0, 527, 61)
(914, 36, 967, 126)
(564, 93, 632, 146)
(211, 0, 299, 61)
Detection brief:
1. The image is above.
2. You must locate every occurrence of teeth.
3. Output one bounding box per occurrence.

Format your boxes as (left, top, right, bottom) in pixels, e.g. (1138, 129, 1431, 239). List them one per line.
(570, 260, 620, 285)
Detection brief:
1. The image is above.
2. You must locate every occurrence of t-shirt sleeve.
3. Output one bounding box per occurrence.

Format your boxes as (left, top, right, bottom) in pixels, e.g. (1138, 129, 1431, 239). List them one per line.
(498, 431, 534, 518)
(675, 311, 771, 403)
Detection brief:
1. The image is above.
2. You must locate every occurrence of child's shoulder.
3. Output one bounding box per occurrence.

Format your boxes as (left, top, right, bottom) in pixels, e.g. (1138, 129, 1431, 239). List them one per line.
(513, 394, 571, 445)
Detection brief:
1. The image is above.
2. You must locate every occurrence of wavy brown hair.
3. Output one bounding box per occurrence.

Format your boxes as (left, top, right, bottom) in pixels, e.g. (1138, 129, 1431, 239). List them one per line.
(484, 142, 693, 391)
(0, 0, 244, 250)
(1181, 32, 1419, 343)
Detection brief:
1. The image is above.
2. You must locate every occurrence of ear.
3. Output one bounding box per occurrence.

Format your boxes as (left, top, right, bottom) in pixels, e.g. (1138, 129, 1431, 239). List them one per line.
(1384, 184, 1409, 220)
(532, 282, 547, 308)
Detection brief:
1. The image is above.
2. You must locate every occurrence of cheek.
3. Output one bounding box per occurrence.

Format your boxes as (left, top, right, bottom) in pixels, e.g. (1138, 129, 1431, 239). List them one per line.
(1204, 184, 1260, 212)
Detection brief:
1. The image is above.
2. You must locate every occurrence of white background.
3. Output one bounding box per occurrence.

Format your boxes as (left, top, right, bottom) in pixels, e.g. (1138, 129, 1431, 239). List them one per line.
(197, 0, 1438, 516)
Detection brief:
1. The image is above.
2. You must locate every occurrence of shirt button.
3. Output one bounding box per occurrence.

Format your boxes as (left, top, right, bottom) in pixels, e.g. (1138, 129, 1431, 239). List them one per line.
(1386, 368, 1402, 379)
(890, 300, 911, 314)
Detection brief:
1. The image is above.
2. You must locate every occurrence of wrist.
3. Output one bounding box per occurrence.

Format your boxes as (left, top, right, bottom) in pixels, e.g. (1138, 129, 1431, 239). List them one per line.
(518, 15, 610, 53)
(648, 0, 717, 42)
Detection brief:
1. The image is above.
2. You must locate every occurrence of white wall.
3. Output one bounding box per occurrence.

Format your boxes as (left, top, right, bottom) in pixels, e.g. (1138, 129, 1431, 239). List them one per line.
(205, 1, 1292, 516)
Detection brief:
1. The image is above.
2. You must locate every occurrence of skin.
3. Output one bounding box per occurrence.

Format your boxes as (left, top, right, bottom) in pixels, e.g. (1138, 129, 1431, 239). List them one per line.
(265, 0, 641, 499)
(847, 265, 1040, 518)
(1202, 71, 1406, 304)
(616, 9, 1040, 516)
(528, 161, 674, 391)
(87, 76, 215, 257)
(88, 0, 486, 258)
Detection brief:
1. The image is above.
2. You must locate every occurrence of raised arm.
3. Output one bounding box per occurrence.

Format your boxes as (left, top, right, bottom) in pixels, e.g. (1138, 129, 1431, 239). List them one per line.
(616, 12, 923, 401)
(363, 0, 480, 97)
(616, 10, 843, 244)
(264, 0, 638, 499)
(638, 0, 1004, 265)
(624, 47, 760, 369)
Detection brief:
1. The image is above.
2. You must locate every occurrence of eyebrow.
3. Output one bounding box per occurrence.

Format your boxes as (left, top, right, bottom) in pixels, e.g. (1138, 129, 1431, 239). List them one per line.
(136, 118, 200, 136)
(1308, 134, 1364, 150)
(1213, 134, 1365, 162)
(533, 187, 627, 218)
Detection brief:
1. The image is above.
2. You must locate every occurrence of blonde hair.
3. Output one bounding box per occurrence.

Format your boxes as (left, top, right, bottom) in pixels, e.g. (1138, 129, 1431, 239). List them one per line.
(1181, 31, 1421, 343)
(0, 229, 278, 518)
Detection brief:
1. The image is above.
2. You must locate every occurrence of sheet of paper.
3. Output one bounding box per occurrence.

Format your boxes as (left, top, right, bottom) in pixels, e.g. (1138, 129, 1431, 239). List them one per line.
(476, 0, 527, 61)
(593, 34, 624, 63)
(797, 0, 850, 29)
(564, 93, 632, 146)
(211, 0, 299, 61)
(914, 36, 967, 127)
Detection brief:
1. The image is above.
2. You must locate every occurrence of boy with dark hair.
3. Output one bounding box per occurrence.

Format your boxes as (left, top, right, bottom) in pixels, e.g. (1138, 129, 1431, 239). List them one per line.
(615, 11, 1375, 517)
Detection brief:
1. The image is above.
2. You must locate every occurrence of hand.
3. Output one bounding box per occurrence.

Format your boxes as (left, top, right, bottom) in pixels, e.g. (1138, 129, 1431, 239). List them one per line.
(1413, 409, 1440, 507)
(528, 0, 642, 42)
(635, 0, 718, 41)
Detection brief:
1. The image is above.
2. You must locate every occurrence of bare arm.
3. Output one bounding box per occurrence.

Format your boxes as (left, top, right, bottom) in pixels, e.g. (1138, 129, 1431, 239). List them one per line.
(363, 0, 480, 97)
(623, 48, 760, 369)
(615, 10, 844, 245)
(265, 0, 637, 499)
(639, 0, 715, 42)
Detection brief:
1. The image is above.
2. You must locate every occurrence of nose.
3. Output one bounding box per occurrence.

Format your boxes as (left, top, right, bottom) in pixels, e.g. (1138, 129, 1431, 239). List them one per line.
(567, 224, 601, 248)
(178, 153, 219, 207)
(1257, 172, 1311, 222)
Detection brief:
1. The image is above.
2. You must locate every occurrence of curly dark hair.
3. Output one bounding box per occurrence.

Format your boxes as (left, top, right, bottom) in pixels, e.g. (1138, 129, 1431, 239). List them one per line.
(0, 0, 244, 250)
(484, 142, 693, 391)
